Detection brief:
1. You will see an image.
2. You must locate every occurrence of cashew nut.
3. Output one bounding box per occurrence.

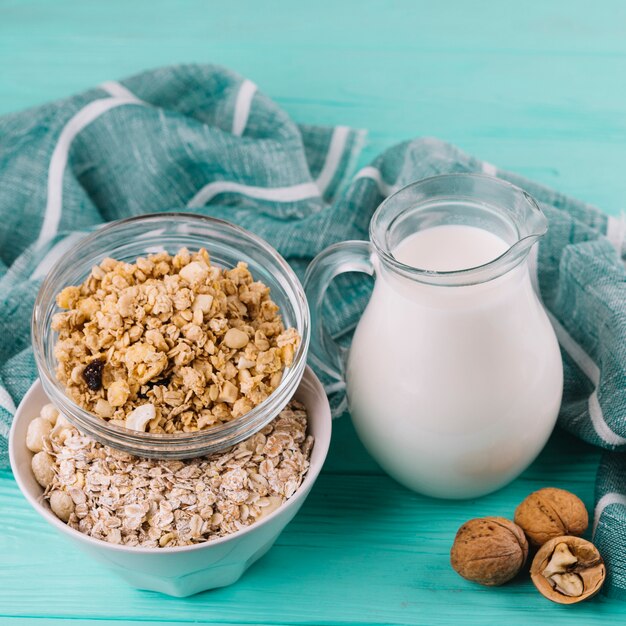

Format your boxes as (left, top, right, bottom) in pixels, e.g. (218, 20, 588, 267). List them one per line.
(125, 403, 155, 432)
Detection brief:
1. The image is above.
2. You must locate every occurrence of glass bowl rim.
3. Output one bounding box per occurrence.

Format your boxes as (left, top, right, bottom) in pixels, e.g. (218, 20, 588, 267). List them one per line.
(31, 212, 310, 451)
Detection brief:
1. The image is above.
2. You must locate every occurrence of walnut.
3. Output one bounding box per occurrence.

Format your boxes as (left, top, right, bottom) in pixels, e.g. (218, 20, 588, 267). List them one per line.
(450, 517, 528, 586)
(530, 536, 605, 604)
(514, 488, 588, 546)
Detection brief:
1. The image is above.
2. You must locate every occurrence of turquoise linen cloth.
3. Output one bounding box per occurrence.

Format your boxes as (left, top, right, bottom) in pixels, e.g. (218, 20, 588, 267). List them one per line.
(0, 64, 624, 598)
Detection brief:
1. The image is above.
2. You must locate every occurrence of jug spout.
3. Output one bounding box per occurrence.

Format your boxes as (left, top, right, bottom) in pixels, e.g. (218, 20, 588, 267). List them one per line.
(507, 187, 548, 243)
(498, 187, 548, 265)
(519, 190, 548, 239)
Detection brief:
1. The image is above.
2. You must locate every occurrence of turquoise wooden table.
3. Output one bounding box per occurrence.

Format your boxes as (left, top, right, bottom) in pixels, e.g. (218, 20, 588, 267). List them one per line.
(1, 1, 625, 624)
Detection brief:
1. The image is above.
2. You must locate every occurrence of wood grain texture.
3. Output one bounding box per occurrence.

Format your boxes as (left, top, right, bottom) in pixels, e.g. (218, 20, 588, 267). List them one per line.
(1, 425, 625, 624)
(2, 0, 626, 214)
(1, 1, 625, 623)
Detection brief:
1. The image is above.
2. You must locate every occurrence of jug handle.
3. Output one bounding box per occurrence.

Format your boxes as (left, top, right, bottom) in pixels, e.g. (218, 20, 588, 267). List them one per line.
(303, 240, 374, 383)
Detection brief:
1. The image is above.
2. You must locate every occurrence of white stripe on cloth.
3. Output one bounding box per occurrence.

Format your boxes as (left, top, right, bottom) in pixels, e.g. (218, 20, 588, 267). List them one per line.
(0, 388, 16, 437)
(332, 395, 348, 419)
(187, 180, 320, 208)
(354, 166, 398, 197)
(190, 122, 349, 207)
(593, 492, 626, 535)
(357, 160, 497, 198)
(31, 232, 87, 280)
(99, 81, 145, 103)
(587, 389, 626, 446)
(315, 126, 350, 195)
(356, 160, 497, 197)
(481, 161, 498, 176)
(189, 123, 349, 207)
(324, 381, 346, 395)
(606, 214, 626, 258)
(0, 387, 15, 414)
(35, 96, 144, 249)
(232, 79, 257, 137)
(528, 245, 626, 447)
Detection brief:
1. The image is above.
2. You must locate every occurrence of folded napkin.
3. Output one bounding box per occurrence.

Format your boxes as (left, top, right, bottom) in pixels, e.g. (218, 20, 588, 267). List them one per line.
(0, 64, 624, 598)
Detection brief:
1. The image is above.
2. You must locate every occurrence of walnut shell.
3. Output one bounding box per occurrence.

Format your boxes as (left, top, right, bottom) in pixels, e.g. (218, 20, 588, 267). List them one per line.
(514, 488, 588, 546)
(530, 536, 605, 604)
(450, 517, 529, 586)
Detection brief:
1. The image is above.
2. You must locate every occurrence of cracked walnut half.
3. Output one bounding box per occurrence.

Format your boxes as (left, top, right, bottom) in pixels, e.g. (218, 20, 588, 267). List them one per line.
(52, 248, 300, 433)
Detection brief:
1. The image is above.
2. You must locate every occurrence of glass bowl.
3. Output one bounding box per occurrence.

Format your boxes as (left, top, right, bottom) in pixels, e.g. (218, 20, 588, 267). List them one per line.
(32, 213, 310, 459)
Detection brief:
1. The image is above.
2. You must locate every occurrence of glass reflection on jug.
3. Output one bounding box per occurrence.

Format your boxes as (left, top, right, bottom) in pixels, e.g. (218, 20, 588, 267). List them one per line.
(304, 174, 563, 498)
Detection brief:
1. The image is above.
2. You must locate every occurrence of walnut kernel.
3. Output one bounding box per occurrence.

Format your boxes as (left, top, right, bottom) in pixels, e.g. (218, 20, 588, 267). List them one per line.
(530, 536, 605, 604)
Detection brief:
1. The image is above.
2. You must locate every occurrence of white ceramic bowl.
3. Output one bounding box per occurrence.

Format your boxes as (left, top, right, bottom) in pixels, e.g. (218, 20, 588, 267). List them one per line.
(9, 366, 331, 597)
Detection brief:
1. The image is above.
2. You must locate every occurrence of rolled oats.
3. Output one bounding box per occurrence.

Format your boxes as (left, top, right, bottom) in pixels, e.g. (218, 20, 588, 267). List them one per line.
(52, 248, 300, 433)
(35, 400, 312, 547)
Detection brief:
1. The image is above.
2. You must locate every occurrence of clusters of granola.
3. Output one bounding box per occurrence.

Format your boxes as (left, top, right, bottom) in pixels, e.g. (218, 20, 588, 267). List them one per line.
(52, 248, 300, 433)
(29, 401, 313, 547)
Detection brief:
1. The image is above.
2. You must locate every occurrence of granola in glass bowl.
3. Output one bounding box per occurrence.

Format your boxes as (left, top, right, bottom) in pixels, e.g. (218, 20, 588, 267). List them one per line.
(52, 247, 300, 434)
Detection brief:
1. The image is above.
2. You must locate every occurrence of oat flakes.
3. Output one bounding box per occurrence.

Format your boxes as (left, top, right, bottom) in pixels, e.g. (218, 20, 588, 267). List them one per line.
(35, 400, 312, 547)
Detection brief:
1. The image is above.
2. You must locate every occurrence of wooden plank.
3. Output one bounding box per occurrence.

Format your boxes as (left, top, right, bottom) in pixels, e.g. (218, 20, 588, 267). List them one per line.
(1, 1, 626, 213)
(1, 428, 624, 623)
(1, 0, 625, 623)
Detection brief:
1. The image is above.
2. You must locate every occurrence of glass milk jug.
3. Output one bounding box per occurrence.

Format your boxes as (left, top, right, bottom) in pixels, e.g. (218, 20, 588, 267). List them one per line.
(304, 174, 563, 498)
